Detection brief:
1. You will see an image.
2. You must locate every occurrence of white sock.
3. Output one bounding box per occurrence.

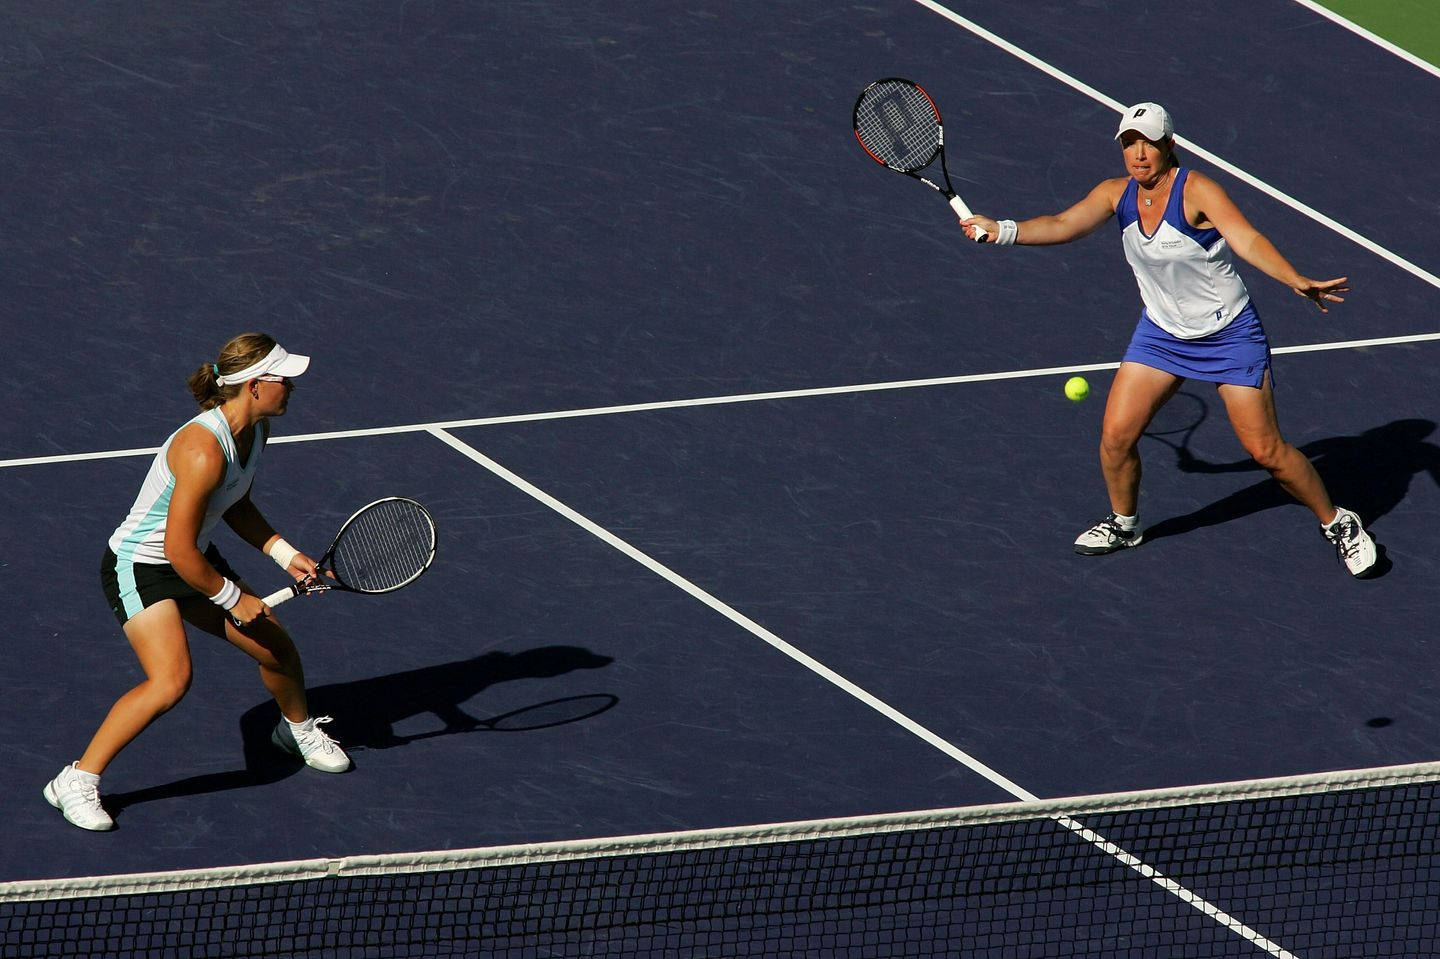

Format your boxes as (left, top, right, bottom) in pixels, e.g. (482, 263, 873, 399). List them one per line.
(287, 716, 314, 734)
(1112, 513, 1138, 530)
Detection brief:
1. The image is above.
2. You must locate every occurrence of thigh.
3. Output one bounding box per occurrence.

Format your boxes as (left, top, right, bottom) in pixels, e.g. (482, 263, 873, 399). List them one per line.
(1103, 362, 1185, 441)
(180, 591, 298, 671)
(122, 599, 193, 680)
(1217, 371, 1283, 453)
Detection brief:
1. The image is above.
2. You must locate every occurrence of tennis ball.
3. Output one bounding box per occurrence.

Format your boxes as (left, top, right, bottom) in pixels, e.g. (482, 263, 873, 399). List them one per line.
(1064, 376, 1090, 402)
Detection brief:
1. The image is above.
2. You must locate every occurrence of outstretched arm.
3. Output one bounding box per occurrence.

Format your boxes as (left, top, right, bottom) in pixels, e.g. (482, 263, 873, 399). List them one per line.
(961, 178, 1123, 245)
(1185, 171, 1349, 312)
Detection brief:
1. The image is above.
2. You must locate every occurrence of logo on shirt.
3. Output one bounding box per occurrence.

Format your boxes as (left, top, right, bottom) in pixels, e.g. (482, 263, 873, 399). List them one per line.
(1160, 239, 1184, 250)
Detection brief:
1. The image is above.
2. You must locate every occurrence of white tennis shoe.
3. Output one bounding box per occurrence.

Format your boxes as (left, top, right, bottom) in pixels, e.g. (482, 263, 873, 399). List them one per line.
(1323, 507, 1378, 577)
(272, 716, 352, 773)
(1073, 514, 1144, 555)
(44, 762, 115, 831)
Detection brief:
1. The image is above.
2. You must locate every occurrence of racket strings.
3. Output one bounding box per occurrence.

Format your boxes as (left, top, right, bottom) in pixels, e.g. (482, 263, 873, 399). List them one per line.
(854, 81, 941, 171)
(330, 501, 435, 592)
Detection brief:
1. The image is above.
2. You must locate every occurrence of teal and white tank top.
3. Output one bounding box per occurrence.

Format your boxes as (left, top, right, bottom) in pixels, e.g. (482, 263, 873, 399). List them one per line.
(107, 408, 268, 565)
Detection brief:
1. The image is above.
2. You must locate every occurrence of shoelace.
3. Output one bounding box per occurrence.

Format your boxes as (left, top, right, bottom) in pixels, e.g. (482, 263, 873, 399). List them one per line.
(1327, 519, 1362, 560)
(66, 774, 102, 807)
(1100, 516, 1131, 540)
(296, 716, 342, 754)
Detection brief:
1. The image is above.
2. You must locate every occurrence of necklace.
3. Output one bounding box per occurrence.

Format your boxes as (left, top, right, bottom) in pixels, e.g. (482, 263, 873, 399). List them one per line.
(1141, 168, 1174, 207)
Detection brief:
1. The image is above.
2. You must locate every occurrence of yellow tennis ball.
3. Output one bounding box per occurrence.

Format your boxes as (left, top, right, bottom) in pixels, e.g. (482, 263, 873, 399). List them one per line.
(1064, 376, 1090, 402)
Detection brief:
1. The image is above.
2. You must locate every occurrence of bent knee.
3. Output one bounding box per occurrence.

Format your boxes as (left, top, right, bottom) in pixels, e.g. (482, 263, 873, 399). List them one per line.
(1099, 428, 1141, 460)
(147, 672, 193, 711)
(1243, 437, 1293, 471)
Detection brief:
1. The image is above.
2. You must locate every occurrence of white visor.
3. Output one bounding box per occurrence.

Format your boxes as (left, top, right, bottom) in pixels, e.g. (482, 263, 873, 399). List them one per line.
(215, 343, 310, 387)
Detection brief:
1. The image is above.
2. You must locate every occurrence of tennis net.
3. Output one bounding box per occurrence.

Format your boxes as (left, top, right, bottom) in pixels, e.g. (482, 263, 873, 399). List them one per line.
(4, 761, 1437, 957)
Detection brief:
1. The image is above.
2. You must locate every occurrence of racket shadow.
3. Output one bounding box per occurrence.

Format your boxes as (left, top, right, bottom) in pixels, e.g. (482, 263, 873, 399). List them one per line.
(107, 645, 615, 815)
(369, 693, 621, 745)
(1140, 390, 1209, 468)
(305, 645, 616, 749)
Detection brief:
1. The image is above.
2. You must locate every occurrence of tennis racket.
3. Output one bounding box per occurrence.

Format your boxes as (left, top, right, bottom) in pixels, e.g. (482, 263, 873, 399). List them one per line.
(261, 497, 437, 610)
(852, 77, 987, 241)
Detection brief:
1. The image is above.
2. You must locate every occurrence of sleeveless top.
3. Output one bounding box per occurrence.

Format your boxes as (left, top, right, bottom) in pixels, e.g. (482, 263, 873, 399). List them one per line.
(108, 407, 268, 565)
(1117, 167, 1251, 339)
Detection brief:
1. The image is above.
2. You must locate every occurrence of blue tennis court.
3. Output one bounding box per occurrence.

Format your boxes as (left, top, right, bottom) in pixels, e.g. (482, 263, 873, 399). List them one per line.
(2, 1, 1438, 954)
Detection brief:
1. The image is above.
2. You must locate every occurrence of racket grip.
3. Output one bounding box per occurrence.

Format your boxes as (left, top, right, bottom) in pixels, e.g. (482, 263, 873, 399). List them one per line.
(948, 195, 988, 242)
(262, 584, 301, 608)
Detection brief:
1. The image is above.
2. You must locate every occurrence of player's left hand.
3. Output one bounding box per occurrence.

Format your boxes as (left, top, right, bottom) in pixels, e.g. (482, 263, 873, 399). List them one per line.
(1294, 276, 1349, 313)
(285, 551, 322, 582)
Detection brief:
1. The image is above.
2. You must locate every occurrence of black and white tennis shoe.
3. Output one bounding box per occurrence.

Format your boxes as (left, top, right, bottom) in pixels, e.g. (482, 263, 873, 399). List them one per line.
(1073, 514, 1144, 555)
(1323, 507, 1378, 577)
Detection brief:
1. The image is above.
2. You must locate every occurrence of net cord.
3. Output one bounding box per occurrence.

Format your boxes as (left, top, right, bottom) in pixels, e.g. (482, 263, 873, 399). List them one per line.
(6, 758, 1437, 906)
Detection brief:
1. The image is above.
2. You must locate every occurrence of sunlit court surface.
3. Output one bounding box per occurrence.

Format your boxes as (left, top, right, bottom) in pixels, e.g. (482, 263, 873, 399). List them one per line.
(3, 0, 1439, 955)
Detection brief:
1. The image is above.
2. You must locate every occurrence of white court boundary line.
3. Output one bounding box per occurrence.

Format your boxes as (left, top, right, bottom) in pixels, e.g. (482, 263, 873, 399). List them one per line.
(4, 331, 1439, 471)
(1290, 0, 1440, 80)
(910, 0, 1440, 291)
(429, 426, 1301, 959)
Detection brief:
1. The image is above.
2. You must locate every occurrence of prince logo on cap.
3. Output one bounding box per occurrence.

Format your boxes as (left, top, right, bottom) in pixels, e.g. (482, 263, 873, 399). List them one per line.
(1115, 102, 1174, 142)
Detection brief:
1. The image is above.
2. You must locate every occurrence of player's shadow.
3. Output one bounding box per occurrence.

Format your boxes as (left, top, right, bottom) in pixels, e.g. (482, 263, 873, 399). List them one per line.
(105, 645, 616, 814)
(1145, 418, 1440, 570)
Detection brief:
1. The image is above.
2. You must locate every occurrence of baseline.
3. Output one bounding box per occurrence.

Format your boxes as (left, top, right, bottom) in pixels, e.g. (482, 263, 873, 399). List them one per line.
(1291, 0, 1440, 78)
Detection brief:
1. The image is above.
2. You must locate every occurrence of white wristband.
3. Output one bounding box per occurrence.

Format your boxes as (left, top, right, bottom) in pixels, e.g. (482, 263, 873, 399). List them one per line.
(995, 219, 1019, 246)
(208, 578, 242, 611)
(267, 537, 300, 571)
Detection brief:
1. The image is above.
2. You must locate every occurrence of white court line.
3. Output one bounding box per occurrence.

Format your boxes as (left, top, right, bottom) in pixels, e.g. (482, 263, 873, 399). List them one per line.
(427, 425, 1038, 801)
(1290, 0, 1440, 80)
(427, 424, 1300, 959)
(911, 0, 1440, 291)
(1059, 814, 1298, 959)
(5, 330, 1438, 471)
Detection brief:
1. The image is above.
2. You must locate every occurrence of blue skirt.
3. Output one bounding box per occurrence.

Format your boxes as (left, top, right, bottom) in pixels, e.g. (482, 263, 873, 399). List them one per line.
(1122, 302, 1271, 388)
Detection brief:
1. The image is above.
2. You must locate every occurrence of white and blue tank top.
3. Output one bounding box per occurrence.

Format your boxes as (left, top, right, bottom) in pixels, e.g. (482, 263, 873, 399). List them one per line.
(1118, 167, 1251, 339)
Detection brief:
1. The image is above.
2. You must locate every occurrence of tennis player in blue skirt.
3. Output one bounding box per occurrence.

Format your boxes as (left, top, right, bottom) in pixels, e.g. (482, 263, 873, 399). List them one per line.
(960, 102, 1377, 577)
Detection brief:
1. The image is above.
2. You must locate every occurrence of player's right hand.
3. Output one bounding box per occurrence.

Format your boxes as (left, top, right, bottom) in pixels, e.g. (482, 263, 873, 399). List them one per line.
(228, 593, 270, 627)
(961, 216, 997, 243)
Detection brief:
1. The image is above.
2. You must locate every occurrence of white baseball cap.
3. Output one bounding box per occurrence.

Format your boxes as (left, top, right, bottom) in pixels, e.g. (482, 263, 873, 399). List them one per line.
(215, 342, 310, 386)
(1115, 102, 1173, 142)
